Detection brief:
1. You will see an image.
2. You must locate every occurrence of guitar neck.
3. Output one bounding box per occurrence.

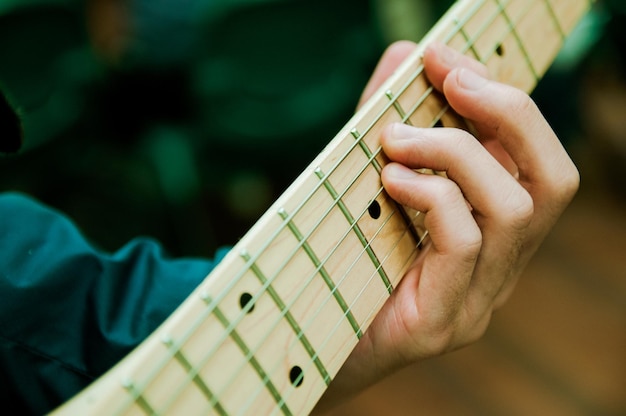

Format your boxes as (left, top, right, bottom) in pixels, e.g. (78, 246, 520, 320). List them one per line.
(54, 0, 593, 414)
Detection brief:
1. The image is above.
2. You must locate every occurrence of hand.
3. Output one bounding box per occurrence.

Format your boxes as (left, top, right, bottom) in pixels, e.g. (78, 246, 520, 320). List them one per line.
(315, 41, 579, 411)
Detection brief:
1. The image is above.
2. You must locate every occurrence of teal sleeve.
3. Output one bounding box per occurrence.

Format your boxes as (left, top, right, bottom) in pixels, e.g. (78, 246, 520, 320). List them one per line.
(0, 192, 227, 414)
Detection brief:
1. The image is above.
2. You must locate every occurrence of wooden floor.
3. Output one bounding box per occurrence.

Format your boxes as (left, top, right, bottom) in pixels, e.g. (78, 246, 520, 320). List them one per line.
(330, 141, 626, 415)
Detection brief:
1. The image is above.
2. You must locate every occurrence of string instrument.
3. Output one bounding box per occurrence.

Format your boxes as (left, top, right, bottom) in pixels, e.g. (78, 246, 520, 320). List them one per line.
(53, 0, 594, 414)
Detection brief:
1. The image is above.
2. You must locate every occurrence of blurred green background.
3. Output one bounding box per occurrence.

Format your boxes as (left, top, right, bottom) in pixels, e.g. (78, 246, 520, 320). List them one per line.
(0, 0, 436, 256)
(0, 0, 622, 257)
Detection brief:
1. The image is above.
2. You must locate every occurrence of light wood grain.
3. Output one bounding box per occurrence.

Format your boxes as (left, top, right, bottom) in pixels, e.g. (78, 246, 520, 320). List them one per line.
(52, 1, 594, 414)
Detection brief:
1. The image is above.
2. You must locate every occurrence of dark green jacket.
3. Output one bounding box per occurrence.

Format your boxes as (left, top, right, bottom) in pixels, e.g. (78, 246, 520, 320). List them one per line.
(0, 192, 227, 414)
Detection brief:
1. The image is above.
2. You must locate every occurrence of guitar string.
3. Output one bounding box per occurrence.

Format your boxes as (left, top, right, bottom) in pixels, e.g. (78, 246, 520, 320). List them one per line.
(169, 0, 511, 412)
(205, 187, 418, 416)
(119, 0, 556, 412)
(143, 0, 560, 412)
(239, 0, 565, 412)
(152, 0, 493, 411)
(212, 170, 421, 415)
(140, 4, 474, 413)
(159, 181, 398, 415)
(213, 0, 577, 405)
(276, 0, 580, 412)
(238, 203, 421, 416)
(123, 0, 532, 412)
(123, 0, 492, 412)
(151, 86, 428, 413)
(113, 0, 481, 410)
(240, 0, 550, 412)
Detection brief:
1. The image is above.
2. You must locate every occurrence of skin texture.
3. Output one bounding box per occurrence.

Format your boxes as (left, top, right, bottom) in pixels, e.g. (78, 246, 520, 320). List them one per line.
(314, 41, 579, 412)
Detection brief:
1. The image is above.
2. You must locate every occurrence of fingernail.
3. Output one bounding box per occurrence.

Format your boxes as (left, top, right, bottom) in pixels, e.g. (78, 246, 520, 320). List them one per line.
(457, 68, 488, 90)
(386, 164, 417, 180)
(389, 123, 421, 140)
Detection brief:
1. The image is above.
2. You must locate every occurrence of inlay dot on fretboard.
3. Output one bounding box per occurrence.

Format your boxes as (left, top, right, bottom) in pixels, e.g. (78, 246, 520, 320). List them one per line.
(239, 292, 255, 313)
(289, 366, 304, 387)
(367, 200, 381, 219)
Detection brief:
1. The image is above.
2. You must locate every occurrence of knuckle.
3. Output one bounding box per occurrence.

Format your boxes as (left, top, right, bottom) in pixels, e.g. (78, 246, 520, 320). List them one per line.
(541, 158, 580, 209)
(503, 187, 535, 231)
(445, 128, 483, 158)
(457, 229, 483, 260)
(451, 217, 483, 257)
(558, 161, 581, 202)
(489, 86, 537, 132)
(432, 179, 463, 208)
(430, 181, 483, 253)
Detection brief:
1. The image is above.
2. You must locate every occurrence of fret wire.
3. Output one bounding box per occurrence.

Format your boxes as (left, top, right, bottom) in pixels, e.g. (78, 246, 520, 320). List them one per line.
(121, 379, 157, 416)
(494, 0, 539, 80)
(137, 0, 488, 410)
(159, 161, 391, 414)
(276, 1, 592, 406)
(188, 0, 489, 327)
(279, 1, 567, 409)
(278, 207, 363, 336)
(543, 0, 565, 39)
(132, 161, 382, 412)
(454, 17, 482, 60)
(124, 0, 511, 410)
(155, 292, 295, 416)
(350, 128, 423, 246)
(454, 0, 504, 63)
(124, 11, 474, 416)
(315, 167, 393, 294)
(163, 3, 520, 398)
(385, 90, 413, 125)
(404, 0, 542, 125)
(109, 0, 584, 410)
(162, 336, 228, 416)
(190, 0, 580, 410)
(350, 128, 382, 173)
(203, 295, 293, 416)
(215, 188, 402, 413)
(155, 144, 396, 415)
(426, 104, 450, 129)
(241, 249, 332, 385)
(239, 192, 415, 414)
(247, 209, 430, 414)
(402, 0, 507, 121)
(192, 0, 490, 322)
(214, 184, 391, 414)
(246, 0, 561, 408)
(397, 1, 500, 127)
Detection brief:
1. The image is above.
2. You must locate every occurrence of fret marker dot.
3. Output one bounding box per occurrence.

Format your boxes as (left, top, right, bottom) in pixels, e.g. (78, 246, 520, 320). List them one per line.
(239, 292, 255, 313)
(495, 44, 504, 56)
(368, 200, 381, 219)
(289, 366, 304, 387)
